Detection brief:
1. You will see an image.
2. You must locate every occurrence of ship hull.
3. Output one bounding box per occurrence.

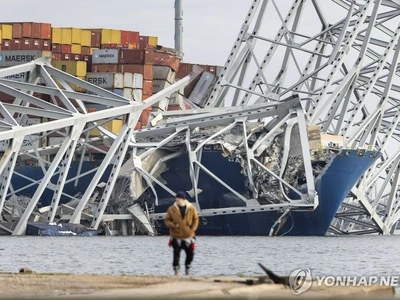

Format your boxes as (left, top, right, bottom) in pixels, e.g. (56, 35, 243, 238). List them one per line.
(10, 149, 378, 236)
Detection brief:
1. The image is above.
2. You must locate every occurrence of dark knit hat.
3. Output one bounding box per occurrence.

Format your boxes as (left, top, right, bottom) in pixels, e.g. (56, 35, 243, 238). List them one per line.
(176, 191, 186, 199)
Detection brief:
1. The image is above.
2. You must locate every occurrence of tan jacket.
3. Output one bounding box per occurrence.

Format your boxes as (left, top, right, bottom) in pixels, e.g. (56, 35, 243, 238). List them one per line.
(164, 200, 199, 239)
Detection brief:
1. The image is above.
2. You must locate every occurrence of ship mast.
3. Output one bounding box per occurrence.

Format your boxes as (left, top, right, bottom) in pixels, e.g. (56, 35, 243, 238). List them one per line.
(174, 0, 183, 55)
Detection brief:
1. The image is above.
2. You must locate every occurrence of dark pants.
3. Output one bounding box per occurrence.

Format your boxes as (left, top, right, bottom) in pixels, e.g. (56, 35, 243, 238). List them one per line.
(172, 238, 194, 268)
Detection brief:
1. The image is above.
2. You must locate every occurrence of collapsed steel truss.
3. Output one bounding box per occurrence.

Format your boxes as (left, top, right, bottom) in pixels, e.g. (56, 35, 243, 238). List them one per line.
(206, 0, 400, 234)
(0, 0, 399, 235)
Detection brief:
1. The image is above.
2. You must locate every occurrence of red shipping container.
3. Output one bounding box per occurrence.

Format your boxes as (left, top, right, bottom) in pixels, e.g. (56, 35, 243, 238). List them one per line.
(52, 44, 62, 53)
(61, 53, 72, 61)
(2, 40, 11, 50)
(143, 80, 153, 95)
(139, 36, 148, 49)
(92, 64, 118, 73)
(30, 23, 51, 39)
(21, 39, 32, 50)
(71, 54, 81, 61)
(81, 55, 92, 72)
(81, 46, 90, 56)
(32, 39, 42, 50)
(10, 39, 21, 50)
(12, 24, 22, 39)
(61, 45, 71, 54)
(22, 23, 32, 38)
(177, 62, 192, 79)
(121, 30, 129, 45)
(117, 64, 153, 80)
(91, 31, 101, 48)
(119, 49, 154, 65)
(129, 32, 139, 44)
(52, 53, 62, 61)
(142, 94, 151, 101)
(42, 40, 51, 51)
(140, 110, 151, 124)
(154, 52, 180, 72)
(40, 23, 51, 40)
(135, 121, 142, 130)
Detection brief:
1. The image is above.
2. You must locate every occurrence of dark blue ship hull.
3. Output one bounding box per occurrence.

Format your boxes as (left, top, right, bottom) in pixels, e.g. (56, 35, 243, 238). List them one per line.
(10, 149, 378, 236)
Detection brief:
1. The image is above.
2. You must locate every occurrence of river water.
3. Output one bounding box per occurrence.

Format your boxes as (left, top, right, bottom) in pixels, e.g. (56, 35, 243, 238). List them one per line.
(0, 235, 399, 279)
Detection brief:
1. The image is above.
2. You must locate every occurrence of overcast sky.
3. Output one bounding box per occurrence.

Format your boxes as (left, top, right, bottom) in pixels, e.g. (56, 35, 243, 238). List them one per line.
(0, 0, 252, 66)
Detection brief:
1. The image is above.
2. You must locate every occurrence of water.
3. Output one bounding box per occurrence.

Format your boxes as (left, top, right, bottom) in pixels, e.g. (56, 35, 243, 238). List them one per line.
(0, 235, 399, 278)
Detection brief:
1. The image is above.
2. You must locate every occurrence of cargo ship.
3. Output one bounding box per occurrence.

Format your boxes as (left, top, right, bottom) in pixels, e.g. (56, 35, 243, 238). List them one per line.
(0, 22, 380, 236)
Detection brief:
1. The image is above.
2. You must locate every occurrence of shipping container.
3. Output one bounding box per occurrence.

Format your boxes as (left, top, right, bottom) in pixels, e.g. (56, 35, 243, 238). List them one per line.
(52, 53, 61, 61)
(0, 25, 12, 40)
(0, 135, 39, 152)
(123, 72, 133, 88)
(71, 44, 81, 54)
(92, 64, 118, 73)
(132, 89, 142, 101)
(138, 36, 148, 49)
(90, 47, 99, 55)
(1, 40, 10, 50)
(61, 28, 72, 45)
(0, 71, 29, 82)
(32, 23, 51, 39)
(133, 73, 143, 89)
(118, 49, 154, 65)
(129, 31, 139, 44)
(22, 23, 32, 38)
(81, 46, 90, 56)
(61, 44, 71, 54)
(42, 40, 51, 51)
(123, 88, 132, 100)
(91, 31, 101, 48)
(154, 52, 180, 72)
(61, 53, 71, 61)
(121, 30, 129, 46)
(188, 71, 215, 107)
(51, 61, 87, 77)
(71, 28, 82, 44)
(148, 36, 158, 46)
(140, 109, 151, 125)
(12, 24, 22, 39)
(143, 80, 153, 95)
(111, 30, 121, 44)
(32, 39, 41, 50)
(81, 30, 91, 47)
(135, 121, 142, 130)
(117, 64, 153, 80)
(71, 54, 81, 61)
(87, 28, 112, 44)
(86, 72, 123, 89)
(0, 29, 2, 44)
(153, 66, 176, 83)
(177, 62, 192, 79)
(10, 39, 21, 50)
(21, 39, 32, 50)
(92, 49, 119, 64)
(52, 28, 62, 44)
(153, 80, 171, 94)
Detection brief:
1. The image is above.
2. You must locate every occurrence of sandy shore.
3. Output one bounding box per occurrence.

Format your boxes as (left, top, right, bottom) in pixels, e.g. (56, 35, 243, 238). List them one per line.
(0, 271, 396, 299)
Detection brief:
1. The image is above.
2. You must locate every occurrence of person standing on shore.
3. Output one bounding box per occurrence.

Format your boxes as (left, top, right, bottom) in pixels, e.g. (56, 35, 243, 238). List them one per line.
(164, 191, 199, 276)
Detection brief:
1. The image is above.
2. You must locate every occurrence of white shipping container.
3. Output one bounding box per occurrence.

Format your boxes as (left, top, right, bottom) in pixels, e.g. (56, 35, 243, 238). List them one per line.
(0, 135, 39, 151)
(123, 88, 133, 100)
(153, 66, 176, 83)
(189, 71, 215, 107)
(123, 73, 133, 88)
(86, 72, 123, 89)
(0, 71, 29, 82)
(153, 80, 171, 94)
(48, 137, 65, 146)
(0, 50, 51, 67)
(92, 49, 119, 64)
(132, 73, 143, 89)
(132, 89, 143, 101)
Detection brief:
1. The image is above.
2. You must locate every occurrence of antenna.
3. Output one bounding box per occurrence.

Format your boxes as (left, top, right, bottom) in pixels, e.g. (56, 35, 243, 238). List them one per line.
(174, 0, 183, 55)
